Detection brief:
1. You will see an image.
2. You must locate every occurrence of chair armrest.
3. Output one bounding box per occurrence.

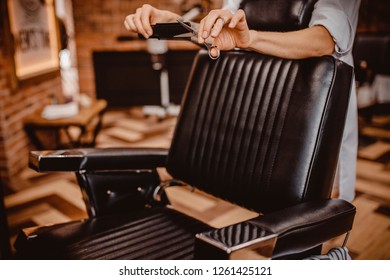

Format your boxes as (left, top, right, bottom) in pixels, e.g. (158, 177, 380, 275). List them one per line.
(249, 199, 356, 258)
(29, 147, 169, 172)
(195, 199, 355, 259)
(195, 222, 277, 260)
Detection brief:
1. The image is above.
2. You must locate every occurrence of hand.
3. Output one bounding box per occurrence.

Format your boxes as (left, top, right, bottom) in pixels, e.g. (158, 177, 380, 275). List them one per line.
(124, 4, 179, 38)
(198, 9, 252, 57)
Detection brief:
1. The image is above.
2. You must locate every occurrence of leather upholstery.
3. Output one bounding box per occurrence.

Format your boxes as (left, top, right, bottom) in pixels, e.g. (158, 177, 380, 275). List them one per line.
(29, 147, 168, 172)
(247, 199, 355, 257)
(76, 170, 161, 217)
(240, 0, 318, 31)
(194, 199, 355, 259)
(15, 208, 211, 259)
(16, 49, 355, 259)
(167, 50, 353, 214)
(29, 148, 168, 217)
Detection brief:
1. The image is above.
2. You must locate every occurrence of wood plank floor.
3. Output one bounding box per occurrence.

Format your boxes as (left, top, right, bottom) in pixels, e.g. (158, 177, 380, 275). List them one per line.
(3, 107, 390, 259)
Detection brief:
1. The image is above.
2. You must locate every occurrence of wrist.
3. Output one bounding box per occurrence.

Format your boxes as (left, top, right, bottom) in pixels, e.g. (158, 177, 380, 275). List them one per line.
(239, 29, 255, 49)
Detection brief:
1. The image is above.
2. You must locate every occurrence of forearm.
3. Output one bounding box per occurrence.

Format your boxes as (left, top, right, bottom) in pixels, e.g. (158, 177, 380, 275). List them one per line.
(247, 26, 335, 59)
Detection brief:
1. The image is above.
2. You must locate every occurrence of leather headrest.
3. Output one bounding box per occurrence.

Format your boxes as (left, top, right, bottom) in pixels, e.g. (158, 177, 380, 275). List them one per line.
(239, 0, 318, 31)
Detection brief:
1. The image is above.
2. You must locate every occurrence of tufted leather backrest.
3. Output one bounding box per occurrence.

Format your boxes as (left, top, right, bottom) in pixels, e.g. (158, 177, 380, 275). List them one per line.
(240, 0, 318, 31)
(167, 50, 353, 213)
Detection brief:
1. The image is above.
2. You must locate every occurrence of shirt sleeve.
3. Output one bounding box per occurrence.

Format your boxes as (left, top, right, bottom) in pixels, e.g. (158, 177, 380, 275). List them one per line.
(222, 0, 240, 12)
(309, 0, 359, 56)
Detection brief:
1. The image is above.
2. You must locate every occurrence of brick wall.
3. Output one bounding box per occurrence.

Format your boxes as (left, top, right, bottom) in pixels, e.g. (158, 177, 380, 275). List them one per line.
(0, 12, 62, 185)
(0, 31, 9, 181)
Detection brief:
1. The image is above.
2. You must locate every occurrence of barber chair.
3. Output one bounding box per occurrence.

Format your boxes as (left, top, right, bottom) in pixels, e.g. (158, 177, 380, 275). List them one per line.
(14, 0, 356, 259)
(353, 33, 390, 85)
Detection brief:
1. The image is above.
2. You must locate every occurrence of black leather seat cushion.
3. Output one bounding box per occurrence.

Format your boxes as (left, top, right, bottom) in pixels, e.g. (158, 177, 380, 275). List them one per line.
(15, 208, 211, 260)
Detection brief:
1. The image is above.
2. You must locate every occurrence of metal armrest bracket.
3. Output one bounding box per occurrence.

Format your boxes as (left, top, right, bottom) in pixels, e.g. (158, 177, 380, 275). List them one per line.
(153, 179, 188, 204)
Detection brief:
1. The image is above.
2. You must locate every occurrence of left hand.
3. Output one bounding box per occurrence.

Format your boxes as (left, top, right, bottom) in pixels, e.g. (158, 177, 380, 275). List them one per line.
(198, 9, 252, 57)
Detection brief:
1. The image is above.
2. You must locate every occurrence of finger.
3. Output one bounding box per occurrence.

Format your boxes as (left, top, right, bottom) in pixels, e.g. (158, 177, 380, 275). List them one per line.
(201, 10, 223, 39)
(210, 17, 226, 38)
(204, 10, 233, 39)
(198, 18, 206, 44)
(124, 15, 137, 33)
(229, 9, 246, 29)
(124, 18, 131, 31)
(127, 18, 137, 32)
(134, 8, 149, 38)
(140, 4, 153, 37)
(210, 46, 219, 59)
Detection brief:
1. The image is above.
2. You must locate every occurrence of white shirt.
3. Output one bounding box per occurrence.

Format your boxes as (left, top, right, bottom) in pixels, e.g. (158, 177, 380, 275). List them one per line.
(223, 0, 361, 66)
(309, 0, 361, 66)
(222, 0, 240, 12)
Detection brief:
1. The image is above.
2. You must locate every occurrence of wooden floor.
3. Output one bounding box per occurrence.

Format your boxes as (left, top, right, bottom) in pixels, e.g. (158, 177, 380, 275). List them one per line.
(3, 107, 390, 260)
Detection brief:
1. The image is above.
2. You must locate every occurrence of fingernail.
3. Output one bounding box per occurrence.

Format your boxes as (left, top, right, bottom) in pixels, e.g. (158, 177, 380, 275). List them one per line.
(202, 31, 208, 38)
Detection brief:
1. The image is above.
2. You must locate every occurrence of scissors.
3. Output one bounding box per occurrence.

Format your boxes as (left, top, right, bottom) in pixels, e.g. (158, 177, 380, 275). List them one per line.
(176, 18, 220, 60)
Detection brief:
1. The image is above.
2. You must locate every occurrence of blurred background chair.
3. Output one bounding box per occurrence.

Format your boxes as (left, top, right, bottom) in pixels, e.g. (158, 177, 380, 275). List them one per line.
(353, 33, 390, 126)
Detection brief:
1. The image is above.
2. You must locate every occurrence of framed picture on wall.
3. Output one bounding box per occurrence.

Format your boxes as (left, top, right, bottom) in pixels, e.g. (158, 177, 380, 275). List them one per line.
(6, 0, 59, 80)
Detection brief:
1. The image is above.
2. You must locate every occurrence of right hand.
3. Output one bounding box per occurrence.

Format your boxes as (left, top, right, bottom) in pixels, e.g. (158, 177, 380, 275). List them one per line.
(198, 9, 252, 53)
(124, 4, 180, 39)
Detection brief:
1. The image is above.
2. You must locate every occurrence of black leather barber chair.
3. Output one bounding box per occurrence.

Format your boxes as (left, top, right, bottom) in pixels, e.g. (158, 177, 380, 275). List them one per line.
(15, 0, 356, 259)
